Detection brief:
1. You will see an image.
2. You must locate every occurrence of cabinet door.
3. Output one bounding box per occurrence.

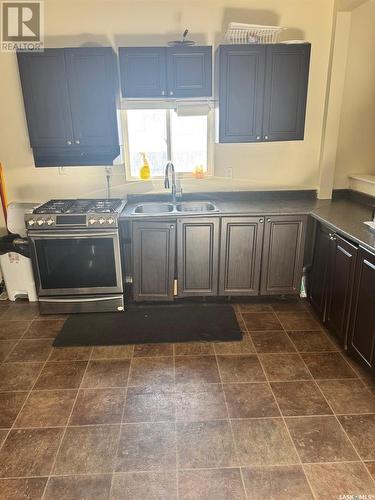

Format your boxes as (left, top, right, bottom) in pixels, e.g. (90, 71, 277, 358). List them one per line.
(132, 221, 175, 301)
(348, 248, 375, 370)
(119, 47, 167, 98)
(263, 44, 310, 141)
(17, 49, 74, 148)
(308, 224, 332, 321)
(219, 45, 266, 143)
(261, 216, 307, 295)
(326, 235, 357, 347)
(167, 46, 212, 98)
(65, 48, 119, 147)
(177, 218, 219, 296)
(219, 217, 264, 296)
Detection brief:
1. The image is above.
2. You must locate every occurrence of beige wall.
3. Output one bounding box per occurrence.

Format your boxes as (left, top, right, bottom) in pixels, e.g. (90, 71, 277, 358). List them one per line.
(334, 0, 375, 188)
(317, 10, 351, 198)
(0, 0, 336, 221)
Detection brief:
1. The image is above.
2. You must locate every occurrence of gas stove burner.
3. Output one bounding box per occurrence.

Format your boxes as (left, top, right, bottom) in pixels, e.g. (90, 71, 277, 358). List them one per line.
(87, 199, 123, 213)
(34, 199, 123, 215)
(65, 200, 95, 214)
(26, 198, 125, 231)
(33, 200, 75, 214)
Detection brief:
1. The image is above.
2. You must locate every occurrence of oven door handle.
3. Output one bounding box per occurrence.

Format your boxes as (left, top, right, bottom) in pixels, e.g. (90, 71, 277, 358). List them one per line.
(39, 296, 123, 303)
(29, 231, 118, 239)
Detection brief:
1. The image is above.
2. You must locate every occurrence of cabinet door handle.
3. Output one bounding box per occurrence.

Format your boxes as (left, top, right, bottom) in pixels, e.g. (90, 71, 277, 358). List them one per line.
(169, 91, 174, 96)
(256, 136, 261, 140)
(259, 218, 264, 223)
(264, 135, 269, 140)
(161, 91, 165, 96)
(67, 140, 72, 145)
(75, 140, 80, 145)
(170, 225, 174, 230)
(266, 218, 271, 223)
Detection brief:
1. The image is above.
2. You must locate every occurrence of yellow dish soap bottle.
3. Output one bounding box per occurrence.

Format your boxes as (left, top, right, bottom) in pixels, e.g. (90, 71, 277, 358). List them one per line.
(139, 152, 151, 180)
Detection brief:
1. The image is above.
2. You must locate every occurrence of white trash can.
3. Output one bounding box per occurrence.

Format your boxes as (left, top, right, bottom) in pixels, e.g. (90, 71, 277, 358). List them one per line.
(0, 201, 40, 302)
(0, 251, 37, 301)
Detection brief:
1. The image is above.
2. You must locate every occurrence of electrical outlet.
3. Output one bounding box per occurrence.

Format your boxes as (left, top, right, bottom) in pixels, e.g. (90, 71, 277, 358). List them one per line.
(224, 167, 233, 178)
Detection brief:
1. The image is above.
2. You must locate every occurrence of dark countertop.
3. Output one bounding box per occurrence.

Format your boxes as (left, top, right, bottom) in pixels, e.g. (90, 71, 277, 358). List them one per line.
(310, 200, 375, 253)
(121, 197, 328, 218)
(121, 196, 375, 254)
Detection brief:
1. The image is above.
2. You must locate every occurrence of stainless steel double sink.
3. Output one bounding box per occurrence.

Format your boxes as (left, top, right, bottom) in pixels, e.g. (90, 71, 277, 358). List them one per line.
(132, 201, 219, 215)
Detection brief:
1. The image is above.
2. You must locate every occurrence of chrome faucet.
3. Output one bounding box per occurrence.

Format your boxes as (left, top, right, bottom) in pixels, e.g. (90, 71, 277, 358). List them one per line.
(164, 161, 182, 203)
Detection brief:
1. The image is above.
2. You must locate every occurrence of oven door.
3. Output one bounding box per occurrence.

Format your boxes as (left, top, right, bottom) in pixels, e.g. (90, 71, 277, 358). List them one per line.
(29, 229, 123, 296)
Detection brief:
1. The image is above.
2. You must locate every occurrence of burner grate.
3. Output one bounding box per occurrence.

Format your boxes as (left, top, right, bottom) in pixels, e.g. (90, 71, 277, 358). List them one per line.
(33, 199, 123, 215)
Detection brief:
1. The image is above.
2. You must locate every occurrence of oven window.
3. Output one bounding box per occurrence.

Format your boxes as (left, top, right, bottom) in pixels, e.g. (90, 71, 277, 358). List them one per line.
(35, 237, 117, 290)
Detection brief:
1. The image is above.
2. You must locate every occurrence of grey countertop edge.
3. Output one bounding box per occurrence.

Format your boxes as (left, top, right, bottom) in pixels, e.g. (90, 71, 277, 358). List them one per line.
(120, 198, 375, 254)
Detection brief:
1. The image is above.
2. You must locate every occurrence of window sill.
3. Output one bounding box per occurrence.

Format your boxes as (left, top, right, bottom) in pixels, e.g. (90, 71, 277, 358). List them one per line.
(126, 173, 213, 182)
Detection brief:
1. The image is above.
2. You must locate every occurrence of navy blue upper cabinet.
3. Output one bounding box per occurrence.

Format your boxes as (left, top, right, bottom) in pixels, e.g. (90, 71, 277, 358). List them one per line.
(263, 44, 311, 141)
(219, 45, 266, 143)
(218, 43, 311, 143)
(17, 47, 120, 167)
(118, 47, 167, 98)
(64, 48, 119, 147)
(119, 46, 212, 99)
(17, 50, 74, 148)
(167, 46, 212, 98)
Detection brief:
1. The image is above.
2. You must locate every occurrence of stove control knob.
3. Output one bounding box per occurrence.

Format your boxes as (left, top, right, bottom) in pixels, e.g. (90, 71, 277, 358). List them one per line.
(88, 218, 97, 225)
(46, 218, 54, 226)
(28, 219, 36, 226)
(37, 219, 45, 226)
(98, 218, 105, 225)
(107, 217, 114, 225)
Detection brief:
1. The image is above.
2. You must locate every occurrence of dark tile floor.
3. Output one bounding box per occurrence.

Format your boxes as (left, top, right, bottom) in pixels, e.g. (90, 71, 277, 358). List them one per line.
(0, 299, 375, 499)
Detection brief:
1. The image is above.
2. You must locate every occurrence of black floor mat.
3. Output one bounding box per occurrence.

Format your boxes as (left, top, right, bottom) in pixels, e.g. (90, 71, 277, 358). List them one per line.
(53, 303, 242, 346)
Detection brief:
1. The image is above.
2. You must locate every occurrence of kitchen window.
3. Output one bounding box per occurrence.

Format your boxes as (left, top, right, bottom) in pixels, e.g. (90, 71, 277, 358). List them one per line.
(122, 107, 212, 179)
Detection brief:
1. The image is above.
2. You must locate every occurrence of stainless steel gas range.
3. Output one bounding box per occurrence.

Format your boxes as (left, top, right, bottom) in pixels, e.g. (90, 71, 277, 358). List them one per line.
(25, 199, 126, 314)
